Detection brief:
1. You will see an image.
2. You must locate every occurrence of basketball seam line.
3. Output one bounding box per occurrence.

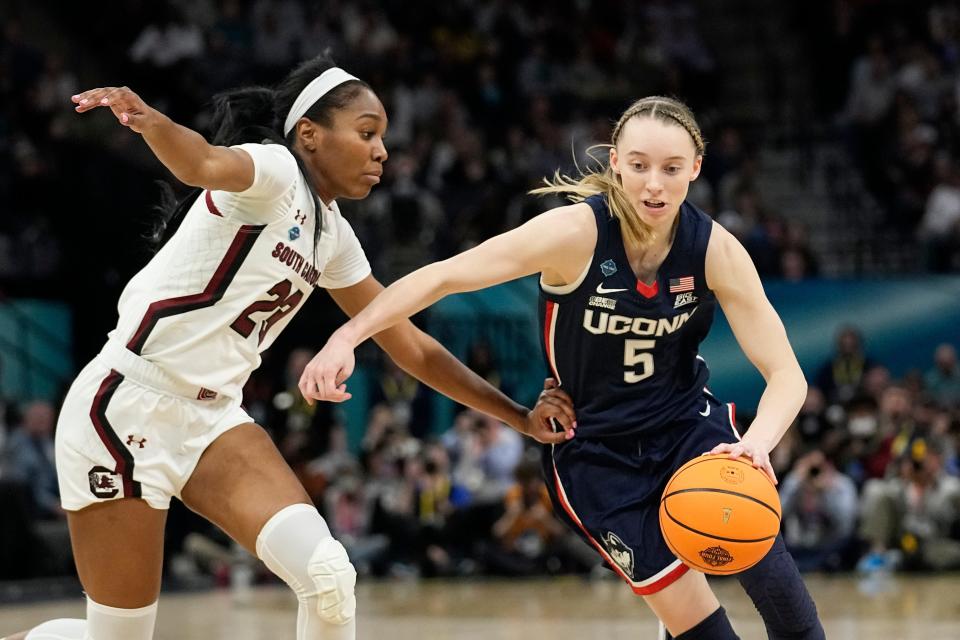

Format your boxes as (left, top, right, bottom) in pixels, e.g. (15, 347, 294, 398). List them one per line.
(662, 503, 778, 544)
(661, 487, 781, 520)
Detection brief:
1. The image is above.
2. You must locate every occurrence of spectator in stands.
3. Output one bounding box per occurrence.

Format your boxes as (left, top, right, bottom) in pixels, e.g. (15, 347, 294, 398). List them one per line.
(781, 449, 859, 572)
(816, 326, 875, 404)
(1, 400, 61, 520)
(919, 154, 960, 272)
(858, 434, 960, 572)
(484, 457, 567, 576)
(925, 343, 960, 408)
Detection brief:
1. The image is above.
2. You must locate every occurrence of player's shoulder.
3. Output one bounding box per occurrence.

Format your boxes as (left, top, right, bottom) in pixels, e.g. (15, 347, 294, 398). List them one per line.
(232, 141, 297, 168)
(538, 201, 596, 232)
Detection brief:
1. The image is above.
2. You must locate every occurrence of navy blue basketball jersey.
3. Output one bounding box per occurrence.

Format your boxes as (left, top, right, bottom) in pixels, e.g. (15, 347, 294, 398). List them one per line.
(539, 194, 716, 438)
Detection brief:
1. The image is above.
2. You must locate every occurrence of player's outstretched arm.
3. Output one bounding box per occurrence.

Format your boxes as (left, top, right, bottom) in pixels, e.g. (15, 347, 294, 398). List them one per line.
(325, 275, 576, 444)
(72, 87, 255, 192)
(704, 223, 808, 484)
(299, 203, 595, 404)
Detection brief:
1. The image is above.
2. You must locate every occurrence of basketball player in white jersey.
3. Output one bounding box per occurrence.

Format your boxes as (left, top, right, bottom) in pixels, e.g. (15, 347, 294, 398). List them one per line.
(4, 54, 575, 640)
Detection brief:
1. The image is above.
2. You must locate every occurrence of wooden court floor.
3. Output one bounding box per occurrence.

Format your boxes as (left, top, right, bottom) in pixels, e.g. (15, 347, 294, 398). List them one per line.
(2, 574, 959, 639)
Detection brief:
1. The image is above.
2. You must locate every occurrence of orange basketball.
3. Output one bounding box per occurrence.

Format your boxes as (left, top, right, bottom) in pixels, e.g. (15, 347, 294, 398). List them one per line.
(659, 453, 781, 575)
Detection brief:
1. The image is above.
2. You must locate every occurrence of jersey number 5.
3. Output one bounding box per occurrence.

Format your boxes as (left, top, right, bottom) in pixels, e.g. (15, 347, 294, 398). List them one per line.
(231, 279, 304, 345)
(624, 339, 655, 383)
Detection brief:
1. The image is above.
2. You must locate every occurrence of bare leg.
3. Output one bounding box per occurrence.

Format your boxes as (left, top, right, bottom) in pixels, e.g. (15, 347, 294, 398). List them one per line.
(182, 423, 355, 640)
(644, 569, 725, 637)
(180, 423, 311, 552)
(68, 500, 167, 607)
(13, 499, 166, 638)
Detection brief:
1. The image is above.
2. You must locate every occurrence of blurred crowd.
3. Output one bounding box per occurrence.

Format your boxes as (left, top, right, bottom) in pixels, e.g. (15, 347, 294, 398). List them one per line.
(2, 331, 959, 584)
(2, 0, 960, 589)
(0, 0, 825, 308)
(824, 0, 960, 271)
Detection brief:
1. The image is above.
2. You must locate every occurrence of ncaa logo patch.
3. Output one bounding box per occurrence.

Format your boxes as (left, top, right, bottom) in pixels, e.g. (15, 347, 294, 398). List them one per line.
(699, 545, 734, 568)
(602, 531, 635, 577)
(88, 465, 120, 499)
(289, 226, 301, 241)
(600, 259, 618, 277)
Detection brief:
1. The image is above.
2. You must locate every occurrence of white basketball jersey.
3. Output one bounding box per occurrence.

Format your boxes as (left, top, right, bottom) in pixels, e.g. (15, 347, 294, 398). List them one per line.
(107, 143, 371, 400)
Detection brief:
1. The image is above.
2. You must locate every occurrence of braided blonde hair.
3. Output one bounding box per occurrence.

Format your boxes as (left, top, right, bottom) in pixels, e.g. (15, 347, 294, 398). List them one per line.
(531, 96, 705, 249)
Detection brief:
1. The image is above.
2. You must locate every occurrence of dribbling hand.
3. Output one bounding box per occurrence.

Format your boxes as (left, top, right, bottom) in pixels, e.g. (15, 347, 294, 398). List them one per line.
(707, 437, 778, 485)
(522, 378, 577, 445)
(298, 336, 355, 405)
(72, 87, 157, 133)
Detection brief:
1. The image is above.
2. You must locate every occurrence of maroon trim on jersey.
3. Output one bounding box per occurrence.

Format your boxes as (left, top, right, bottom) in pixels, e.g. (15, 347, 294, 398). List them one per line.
(90, 370, 141, 499)
(635, 279, 659, 298)
(205, 190, 223, 217)
(126, 225, 266, 355)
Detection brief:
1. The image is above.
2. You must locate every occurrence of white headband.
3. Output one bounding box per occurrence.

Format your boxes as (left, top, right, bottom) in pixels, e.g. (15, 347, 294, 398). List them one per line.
(283, 67, 360, 136)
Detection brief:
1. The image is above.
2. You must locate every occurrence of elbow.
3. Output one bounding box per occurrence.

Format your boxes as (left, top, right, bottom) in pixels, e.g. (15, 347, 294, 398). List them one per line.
(796, 369, 809, 397)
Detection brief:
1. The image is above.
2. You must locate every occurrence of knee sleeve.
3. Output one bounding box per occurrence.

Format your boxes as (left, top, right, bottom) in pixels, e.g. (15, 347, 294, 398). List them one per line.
(25, 599, 157, 640)
(738, 536, 825, 640)
(674, 607, 739, 640)
(256, 503, 357, 626)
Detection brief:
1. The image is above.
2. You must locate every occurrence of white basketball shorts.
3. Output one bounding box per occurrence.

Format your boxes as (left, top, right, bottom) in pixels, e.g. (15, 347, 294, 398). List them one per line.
(55, 340, 253, 511)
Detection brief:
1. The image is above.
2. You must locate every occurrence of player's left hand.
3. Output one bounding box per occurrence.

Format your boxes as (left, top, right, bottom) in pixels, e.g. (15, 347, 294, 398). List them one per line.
(521, 378, 576, 445)
(707, 438, 778, 485)
(298, 334, 356, 405)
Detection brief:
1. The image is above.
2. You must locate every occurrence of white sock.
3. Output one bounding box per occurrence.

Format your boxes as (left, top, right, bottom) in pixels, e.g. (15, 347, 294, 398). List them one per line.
(86, 598, 157, 640)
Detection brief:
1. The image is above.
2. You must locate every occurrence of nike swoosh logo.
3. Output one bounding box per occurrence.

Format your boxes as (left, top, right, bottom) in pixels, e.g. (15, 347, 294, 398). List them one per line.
(699, 402, 711, 417)
(596, 284, 628, 294)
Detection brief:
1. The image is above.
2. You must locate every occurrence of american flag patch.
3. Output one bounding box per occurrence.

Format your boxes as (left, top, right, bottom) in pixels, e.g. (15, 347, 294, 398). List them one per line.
(669, 276, 695, 293)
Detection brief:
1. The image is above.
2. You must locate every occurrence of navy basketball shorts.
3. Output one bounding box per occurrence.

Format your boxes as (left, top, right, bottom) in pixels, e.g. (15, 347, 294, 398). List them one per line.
(542, 391, 739, 595)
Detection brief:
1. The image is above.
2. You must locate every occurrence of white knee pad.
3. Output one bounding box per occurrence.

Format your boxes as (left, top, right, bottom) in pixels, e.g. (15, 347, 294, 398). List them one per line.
(24, 619, 86, 639)
(256, 503, 357, 627)
(308, 537, 357, 625)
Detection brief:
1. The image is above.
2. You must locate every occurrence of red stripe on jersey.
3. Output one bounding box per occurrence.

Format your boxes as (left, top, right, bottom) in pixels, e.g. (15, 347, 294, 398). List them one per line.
(89, 370, 141, 499)
(126, 225, 265, 355)
(543, 300, 560, 382)
(205, 190, 224, 217)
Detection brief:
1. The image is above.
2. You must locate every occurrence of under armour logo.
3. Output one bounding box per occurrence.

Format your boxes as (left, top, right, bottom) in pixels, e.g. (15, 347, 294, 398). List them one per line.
(126, 435, 147, 449)
(294, 210, 307, 225)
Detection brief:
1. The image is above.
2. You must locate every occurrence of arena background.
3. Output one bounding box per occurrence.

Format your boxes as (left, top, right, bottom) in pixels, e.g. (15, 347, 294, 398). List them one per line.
(1, 0, 959, 637)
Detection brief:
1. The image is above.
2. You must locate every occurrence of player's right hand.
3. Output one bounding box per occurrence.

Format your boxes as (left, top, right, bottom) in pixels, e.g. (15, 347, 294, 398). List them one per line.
(523, 377, 577, 444)
(72, 87, 158, 133)
(298, 335, 356, 405)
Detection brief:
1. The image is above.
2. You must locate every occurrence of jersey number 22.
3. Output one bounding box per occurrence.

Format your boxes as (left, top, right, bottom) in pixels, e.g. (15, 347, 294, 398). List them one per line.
(231, 279, 304, 345)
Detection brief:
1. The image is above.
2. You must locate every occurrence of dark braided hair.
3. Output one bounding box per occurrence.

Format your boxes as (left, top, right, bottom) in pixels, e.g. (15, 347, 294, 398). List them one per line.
(152, 52, 371, 261)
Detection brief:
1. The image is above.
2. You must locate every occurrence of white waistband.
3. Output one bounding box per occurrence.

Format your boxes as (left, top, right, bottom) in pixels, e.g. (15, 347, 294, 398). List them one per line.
(96, 340, 219, 401)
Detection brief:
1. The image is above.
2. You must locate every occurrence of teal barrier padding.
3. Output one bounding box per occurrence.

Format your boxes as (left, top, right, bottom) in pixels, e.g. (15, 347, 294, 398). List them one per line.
(0, 300, 73, 402)
(701, 277, 960, 412)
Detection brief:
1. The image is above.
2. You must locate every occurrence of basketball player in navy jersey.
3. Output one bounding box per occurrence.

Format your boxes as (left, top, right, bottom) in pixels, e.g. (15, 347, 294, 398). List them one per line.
(3, 54, 575, 640)
(302, 97, 825, 639)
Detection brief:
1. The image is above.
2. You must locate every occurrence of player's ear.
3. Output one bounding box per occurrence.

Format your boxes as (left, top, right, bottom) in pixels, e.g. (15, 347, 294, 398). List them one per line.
(690, 155, 703, 181)
(296, 119, 321, 153)
(609, 146, 620, 175)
